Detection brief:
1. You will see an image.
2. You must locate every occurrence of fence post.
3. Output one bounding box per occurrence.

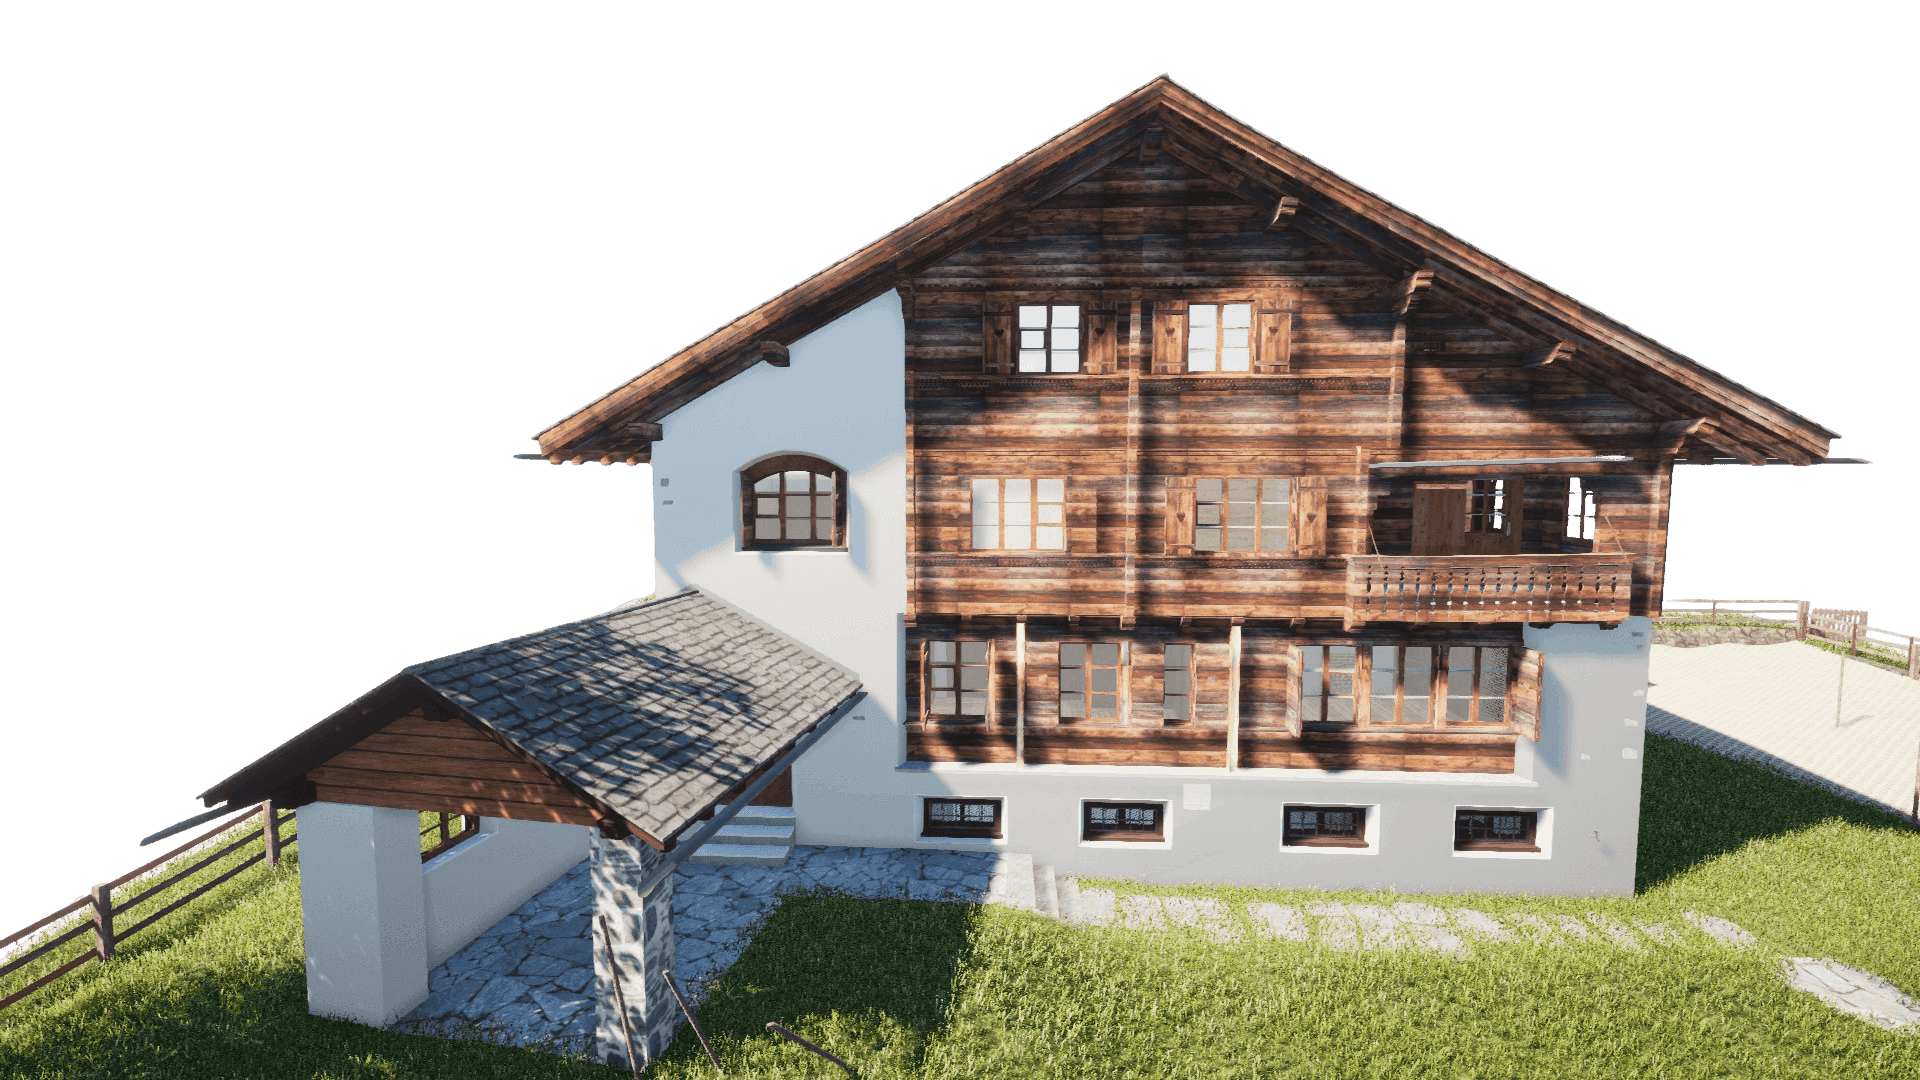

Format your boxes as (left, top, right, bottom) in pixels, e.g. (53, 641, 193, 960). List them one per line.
(90, 884, 114, 962)
(1710, 600, 1719, 625)
(1908, 636, 1917, 680)
(1849, 620, 1859, 657)
(262, 800, 281, 868)
(1797, 601, 1809, 641)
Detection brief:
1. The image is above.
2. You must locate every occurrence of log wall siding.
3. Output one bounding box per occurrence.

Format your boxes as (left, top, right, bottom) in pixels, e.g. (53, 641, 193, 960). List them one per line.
(905, 153, 1674, 625)
(306, 710, 604, 826)
(905, 625, 1523, 768)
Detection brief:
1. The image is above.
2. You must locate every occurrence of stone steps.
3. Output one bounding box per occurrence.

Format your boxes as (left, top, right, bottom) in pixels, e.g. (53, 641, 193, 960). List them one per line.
(690, 806, 796, 866)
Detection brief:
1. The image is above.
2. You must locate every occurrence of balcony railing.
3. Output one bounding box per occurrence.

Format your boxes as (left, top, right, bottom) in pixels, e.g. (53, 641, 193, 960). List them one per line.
(1345, 554, 1633, 628)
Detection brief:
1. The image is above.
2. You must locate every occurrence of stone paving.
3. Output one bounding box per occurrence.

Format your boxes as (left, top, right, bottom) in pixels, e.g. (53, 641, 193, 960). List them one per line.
(392, 845, 1024, 1053)
(1647, 641, 1920, 815)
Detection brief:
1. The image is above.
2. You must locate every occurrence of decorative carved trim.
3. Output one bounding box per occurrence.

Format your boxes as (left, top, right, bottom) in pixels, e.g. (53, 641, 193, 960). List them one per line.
(1138, 377, 1389, 395)
(918, 556, 1127, 569)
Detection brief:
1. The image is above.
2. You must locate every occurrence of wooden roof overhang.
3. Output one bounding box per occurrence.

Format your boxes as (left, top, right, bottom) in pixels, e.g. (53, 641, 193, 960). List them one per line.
(533, 77, 1838, 469)
(197, 673, 662, 845)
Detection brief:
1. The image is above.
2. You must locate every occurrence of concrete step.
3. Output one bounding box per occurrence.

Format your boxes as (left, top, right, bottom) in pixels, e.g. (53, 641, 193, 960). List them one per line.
(1033, 864, 1060, 918)
(689, 842, 792, 866)
(715, 805, 796, 828)
(708, 822, 796, 845)
(1056, 875, 1082, 924)
(984, 853, 1035, 911)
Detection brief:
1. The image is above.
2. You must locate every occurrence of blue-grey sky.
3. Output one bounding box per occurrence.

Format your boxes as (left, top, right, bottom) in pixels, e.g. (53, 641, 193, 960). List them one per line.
(3, 2, 1913, 938)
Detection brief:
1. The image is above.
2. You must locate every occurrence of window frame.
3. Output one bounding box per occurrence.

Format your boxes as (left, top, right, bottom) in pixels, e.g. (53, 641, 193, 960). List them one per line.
(970, 476, 1067, 551)
(1565, 477, 1598, 541)
(1081, 800, 1166, 843)
(1184, 301, 1255, 373)
(739, 454, 848, 550)
(1467, 478, 1511, 536)
(1299, 643, 1511, 728)
(1282, 804, 1369, 849)
(921, 797, 1004, 840)
(1160, 643, 1194, 726)
(923, 639, 992, 723)
(1016, 303, 1084, 374)
(1192, 476, 1292, 553)
(1453, 808, 1540, 852)
(1059, 641, 1126, 723)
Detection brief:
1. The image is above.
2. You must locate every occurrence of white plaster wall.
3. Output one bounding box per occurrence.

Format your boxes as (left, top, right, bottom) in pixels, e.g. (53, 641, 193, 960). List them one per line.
(420, 818, 591, 968)
(858, 619, 1651, 897)
(298, 802, 429, 1026)
(648, 291, 907, 846)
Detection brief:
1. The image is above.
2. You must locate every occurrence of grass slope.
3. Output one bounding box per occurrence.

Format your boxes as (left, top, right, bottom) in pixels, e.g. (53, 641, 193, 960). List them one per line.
(4, 735, 1916, 1078)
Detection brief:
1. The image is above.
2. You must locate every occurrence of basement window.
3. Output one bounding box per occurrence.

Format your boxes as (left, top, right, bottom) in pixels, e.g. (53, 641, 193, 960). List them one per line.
(1083, 801, 1164, 842)
(1283, 805, 1368, 848)
(923, 798, 1003, 839)
(1454, 809, 1540, 852)
(1018, 304, 1082, 373)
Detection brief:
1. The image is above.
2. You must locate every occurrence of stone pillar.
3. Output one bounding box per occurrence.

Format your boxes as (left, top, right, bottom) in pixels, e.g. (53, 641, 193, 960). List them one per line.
(297, 802, 428, 1026)
(591, 831, 680, 1068)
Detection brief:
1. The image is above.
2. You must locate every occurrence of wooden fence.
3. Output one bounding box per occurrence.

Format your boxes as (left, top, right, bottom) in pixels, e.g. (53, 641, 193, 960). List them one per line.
(1659, 598, 1920, 679)
(0, 802, 292, 1012)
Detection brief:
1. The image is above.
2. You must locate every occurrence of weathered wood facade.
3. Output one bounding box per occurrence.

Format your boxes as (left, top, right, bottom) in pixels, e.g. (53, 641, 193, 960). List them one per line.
(530, 77, 1839, 776)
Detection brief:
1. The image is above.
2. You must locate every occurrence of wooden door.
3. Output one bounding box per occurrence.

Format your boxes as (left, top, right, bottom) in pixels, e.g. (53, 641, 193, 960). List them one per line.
(1411, 484, 1466, 555)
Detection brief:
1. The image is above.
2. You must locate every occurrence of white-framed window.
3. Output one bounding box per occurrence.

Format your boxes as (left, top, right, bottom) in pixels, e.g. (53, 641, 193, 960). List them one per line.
(1186, 303, 1253, 372)
(1017, 304, 1081, 373)
(971, 477, 1065, 550)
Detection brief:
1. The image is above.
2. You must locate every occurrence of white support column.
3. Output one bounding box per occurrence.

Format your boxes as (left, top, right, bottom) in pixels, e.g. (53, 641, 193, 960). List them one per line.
(591, 832, 680, 1069)
(297, 802, 428, 1027)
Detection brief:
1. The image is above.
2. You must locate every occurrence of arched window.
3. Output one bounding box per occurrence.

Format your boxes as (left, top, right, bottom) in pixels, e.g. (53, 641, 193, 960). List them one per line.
(739, 454, 847, 549)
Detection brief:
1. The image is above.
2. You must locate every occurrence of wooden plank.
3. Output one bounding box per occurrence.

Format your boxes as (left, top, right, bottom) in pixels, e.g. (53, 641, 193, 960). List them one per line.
(1225, 623, 1242, 769)
(312, 783, 604, 827)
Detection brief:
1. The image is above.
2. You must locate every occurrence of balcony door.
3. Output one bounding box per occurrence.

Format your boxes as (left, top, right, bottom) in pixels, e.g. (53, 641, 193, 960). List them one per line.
(1412, 481, 1523, 555)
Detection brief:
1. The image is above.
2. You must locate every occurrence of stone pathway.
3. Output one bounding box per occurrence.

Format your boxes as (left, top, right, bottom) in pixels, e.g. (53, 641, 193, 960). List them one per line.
(391, 845, 1031, 1052)
(1647, 641, 1920, 815)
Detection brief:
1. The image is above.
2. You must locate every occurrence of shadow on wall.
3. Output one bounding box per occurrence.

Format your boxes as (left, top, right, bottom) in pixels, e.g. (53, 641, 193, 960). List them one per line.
(1634, 731, 1917, 893)
(654, 891, 980, 1071)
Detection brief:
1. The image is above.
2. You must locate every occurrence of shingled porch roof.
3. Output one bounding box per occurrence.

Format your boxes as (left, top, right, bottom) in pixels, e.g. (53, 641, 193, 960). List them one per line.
(199, 588, 862, 848)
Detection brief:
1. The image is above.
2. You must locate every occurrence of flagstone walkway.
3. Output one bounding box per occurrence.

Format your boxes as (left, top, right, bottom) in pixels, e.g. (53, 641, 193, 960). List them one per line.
(1647, 641, 1920, 815)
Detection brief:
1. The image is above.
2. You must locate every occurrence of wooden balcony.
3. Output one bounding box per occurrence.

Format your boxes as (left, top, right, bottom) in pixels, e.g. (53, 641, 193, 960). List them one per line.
(1345, 554, 1633, 629)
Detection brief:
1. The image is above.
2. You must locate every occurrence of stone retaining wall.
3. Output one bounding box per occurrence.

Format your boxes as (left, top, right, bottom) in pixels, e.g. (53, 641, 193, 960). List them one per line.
(1652, 623, 1799, 648)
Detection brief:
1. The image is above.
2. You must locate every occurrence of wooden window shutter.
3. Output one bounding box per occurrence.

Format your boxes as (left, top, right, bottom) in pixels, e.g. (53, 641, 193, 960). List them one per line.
(918, 639, 930, 724)
(986, 638, 998, 728)
(1151, 300, 1188, 374)
(1253, 305, 1291, 373)
(1163, 477, 1196, 555)
(1084, 305, 1117, 374)
(1290, 477, 1328, 557)
(1504, 477, 1526, 546)
(1353, 646, 1373, 727)
(983, 301, 1013, 375)
(1282, 643, 1303, 737)
(1510, 647, 1544, 741)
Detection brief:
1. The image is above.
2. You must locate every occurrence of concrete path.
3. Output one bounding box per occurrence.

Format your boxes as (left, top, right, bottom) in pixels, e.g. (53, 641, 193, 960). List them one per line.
(1647, 641, 1920, 816)
(391, 845, 1030, 1052)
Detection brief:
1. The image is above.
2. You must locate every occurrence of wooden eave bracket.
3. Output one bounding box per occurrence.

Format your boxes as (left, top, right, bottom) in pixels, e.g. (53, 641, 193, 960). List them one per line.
(1264, 196, 1302, 232)
(1526, 341, 1576, 368)
(1394, 270, 1436, 316)
(754, 340, 791, 368)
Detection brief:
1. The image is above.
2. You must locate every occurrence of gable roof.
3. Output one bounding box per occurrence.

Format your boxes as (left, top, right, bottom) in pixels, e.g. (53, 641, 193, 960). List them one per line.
(199, 588, 862, 847)
(533, 76, 1836, 468)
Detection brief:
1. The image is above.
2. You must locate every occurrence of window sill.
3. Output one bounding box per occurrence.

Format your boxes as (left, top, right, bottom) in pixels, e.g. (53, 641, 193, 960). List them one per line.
(1283, 838, 1368, 849)
(1079, 838, 1172, 850)
(742, 545, 848, 553)
(1452, 845, 1548, 860)
(1279, 840, 1376, 856)
(917, 835, 1006, 847)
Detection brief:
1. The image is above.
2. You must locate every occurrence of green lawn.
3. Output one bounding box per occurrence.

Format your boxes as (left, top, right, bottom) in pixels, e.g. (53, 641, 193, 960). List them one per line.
(4, 735, 1916, 1078)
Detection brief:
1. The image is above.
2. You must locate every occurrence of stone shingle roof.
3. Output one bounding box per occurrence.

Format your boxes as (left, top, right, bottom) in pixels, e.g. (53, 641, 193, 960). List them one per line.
(402, 588, 861, 843)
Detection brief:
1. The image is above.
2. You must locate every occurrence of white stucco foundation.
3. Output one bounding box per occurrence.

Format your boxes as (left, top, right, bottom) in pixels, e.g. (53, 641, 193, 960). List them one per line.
(298, 802, 429, 1027)
(298, 803, 590, 1026)
(421, 818, 592, 968)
